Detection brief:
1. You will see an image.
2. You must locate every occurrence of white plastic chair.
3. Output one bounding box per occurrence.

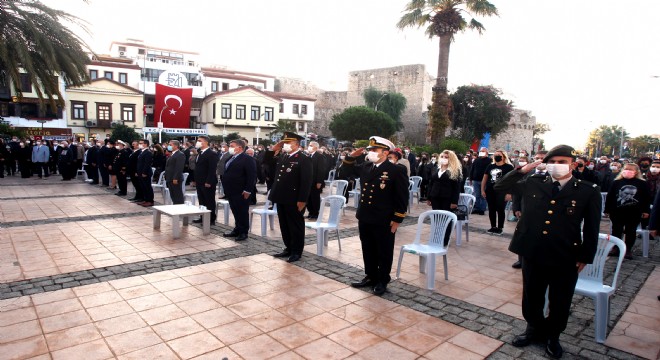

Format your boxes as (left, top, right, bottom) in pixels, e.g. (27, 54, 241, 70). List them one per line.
(463, 185, 474, 195)
(395, 210, 458, 290)
(409, 176, 422, 205)
(637, 226, 651, 258)
(327, 179, 349, 198)
(250, 193, 277, 236)
(455, 193, 476, 246)
(347, 178, 361, 208)
(215, 199, 230, 225)
(574, 234, 626, 343)
(305, 195, 345, 256)
(324, 169, 336, 187)
(151, 172, 166, 201)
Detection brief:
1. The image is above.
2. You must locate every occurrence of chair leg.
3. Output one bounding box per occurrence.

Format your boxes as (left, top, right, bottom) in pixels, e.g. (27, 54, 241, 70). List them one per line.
(316, 229, 324, 256)
(594, 294, 610, 343)
(223, 204, 229, 225)
(336, 229, 341, 252)
(419, 256, 426, 274)
(249, 213, 253, 231)
(260, 215, 267, 237)
(323, 229, 329, 247)
(269, 214, 275, 230)
(395, 248, 405, 280)
(465, 221, 470, 243)
(427, 254, 436, 290)
(442, 255, 448, 280)
(455, 221, 462, 247)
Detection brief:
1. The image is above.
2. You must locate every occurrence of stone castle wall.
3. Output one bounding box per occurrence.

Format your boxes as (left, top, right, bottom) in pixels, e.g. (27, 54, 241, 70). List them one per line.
(489, 109, 536, 154)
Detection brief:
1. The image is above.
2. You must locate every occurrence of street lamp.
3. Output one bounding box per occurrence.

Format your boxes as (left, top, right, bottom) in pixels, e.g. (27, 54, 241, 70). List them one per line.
(255, 126, 261, 146)
(375, 93, 388, 111)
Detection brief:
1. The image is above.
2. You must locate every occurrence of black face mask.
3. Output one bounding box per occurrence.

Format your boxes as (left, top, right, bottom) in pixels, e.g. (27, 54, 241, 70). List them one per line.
(640, 164, 650, 169)
(494, 155, 503, 162)
(577, 163, 584, 168)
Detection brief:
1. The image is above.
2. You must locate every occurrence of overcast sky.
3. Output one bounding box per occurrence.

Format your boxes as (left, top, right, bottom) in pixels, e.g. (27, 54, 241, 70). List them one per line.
(43, 0, 660, 148)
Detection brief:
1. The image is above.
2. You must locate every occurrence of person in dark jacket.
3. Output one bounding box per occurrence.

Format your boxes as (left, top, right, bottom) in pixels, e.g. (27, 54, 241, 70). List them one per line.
(266, 132, 313, 263)
(604, 163, 651, 259)
(220, 139, 256, 240)
(99, 140, 116, 187)
(600, 161, 621, 193)
(114, 140, 132, 196)
(127, 141, 143, 202)
(572, 156, 599, 184)
(469, 147, 491, 214)
(417, 153, 433, 201)
(152, 144, 166, 182)
(164, 140, 186, 205)
(106, 140, 119, 189)
(306, 141, 327, 220)
(347, 136, 408, 296)
(57, 141, 75, 180)
(335, 150, 357, 202)
(85, 139, 99, 184)
(495, 145, 601, 359)
(136, 139, 154, 207)
(193, 136, 219, 223)
(426, 150, 462, 245)
(481, 150, 514, 235)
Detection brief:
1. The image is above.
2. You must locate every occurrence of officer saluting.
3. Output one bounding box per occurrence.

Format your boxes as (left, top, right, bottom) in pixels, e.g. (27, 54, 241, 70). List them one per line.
(347, 136, 408, 296)
(494, 145, 601, 359)
(267, 132, 313, 263)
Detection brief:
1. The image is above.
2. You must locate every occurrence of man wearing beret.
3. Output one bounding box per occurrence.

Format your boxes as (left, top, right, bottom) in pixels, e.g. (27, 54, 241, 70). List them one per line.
(266, 132, 313, 263)
(347, 136, 409, 296)
(494, 145, 601, 359)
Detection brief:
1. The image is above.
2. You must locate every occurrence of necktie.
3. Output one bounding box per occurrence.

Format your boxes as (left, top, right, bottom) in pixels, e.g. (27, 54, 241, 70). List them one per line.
(225, 155, 236, 169)
(552, 181, 561, 198)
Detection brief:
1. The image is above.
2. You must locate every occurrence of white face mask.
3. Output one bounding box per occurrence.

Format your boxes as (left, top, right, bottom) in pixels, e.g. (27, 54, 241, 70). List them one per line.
(195, 141, 202, 149)
(138, 144, 144, 150)
(438, 158, 449, 165)
(537, 163, 547, 171)
(307, 146, 314, 153)
(339, 155, 345, 160)
(479, 151, 487, 157)
(518, 161, 527, 166)
(366, 151, 380, 163)
(228, 147, 236, 155)
(599, 160, 607, 164)
(431, 158, 436, 164)
(650, 167, 660, 174)
(282, 143, 292, 153)
(546, 163, 571, 179)
(587, 164, 594, 170)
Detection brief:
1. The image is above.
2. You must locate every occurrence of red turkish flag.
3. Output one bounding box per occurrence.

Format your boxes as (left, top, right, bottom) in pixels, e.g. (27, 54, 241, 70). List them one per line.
(154, 83, 193, 128)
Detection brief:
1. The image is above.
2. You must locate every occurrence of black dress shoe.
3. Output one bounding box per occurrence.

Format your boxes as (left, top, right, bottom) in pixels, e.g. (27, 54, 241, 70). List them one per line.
(273, 250, 291, 258)
(129, 198, 143, 202)
(287, 254, 301, 263)
(235, 234, 248, 241)
(223, 231, 239, 237)
(512, 327, 544, 347)
(373, 283, 387, 296)
(511, 261, 522, 269)
(115, 192, 127, 196)
(351, 277, 375, 288)
(546, 338, 563, 358)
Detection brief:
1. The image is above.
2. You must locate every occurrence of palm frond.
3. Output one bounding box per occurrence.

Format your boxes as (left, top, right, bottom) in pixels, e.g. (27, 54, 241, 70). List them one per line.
(467, 18, 485, 34)
(465, 0, 499, 16)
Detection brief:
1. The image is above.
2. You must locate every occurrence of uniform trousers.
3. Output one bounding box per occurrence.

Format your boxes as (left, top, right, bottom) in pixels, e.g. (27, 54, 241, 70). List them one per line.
(611, 210, 642, 251)
(116, 171, 128, 194)
(358, 221, 396, 285)
(196, 184, 217, 222)
(307, 186, 323, 217)
(276, 203, 305, 255)
(139, 176, 154, 202)
(521, 257, 579, 339)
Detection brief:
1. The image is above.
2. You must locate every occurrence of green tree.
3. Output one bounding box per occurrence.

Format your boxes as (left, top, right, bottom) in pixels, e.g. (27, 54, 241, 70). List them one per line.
(110, 124, 140, 143)
(329, 106, 396, 141)
(0, 1, 91, 109)
(268, 119, 296, 140)
(0, 123, 25, 138)
(449, 85, 512, 143)
(363, 87, 407, 131)
(629, 135, 659, 157)
(585, 125, 629, 157)
(532, 123, 550, 152)
(397, 0, 498, 144)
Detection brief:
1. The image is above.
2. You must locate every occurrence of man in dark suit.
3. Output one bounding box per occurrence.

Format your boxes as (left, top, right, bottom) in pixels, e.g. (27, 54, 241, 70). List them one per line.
(221, 139, 257, 240)
(306, 141, 326, 220)
(85, 139, 99, 184)
(57, 140, 76, 180)
(128, 140, 143, 202)
(266, 132, 313, 263)
(346, 136, 409, 296)
(215, 143, 231, 197)
(495, 145, 601, 359)
(193, 135, 219, 224)
(136, 139, 154, 207)
(114, 140, 132, 196)
(165, 140, 185, 204)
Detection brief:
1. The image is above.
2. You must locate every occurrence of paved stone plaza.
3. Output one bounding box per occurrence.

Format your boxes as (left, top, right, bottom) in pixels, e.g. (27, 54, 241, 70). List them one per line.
(0, 176, 658, 359)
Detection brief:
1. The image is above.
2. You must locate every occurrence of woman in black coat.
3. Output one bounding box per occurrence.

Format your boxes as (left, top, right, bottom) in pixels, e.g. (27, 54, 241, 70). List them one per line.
(426, 150, 463, 245)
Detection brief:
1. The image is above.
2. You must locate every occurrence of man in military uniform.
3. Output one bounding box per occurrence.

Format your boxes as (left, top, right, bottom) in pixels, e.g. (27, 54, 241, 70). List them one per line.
(114, 140, 132, 196)
(494, 145, 601, 359)
(347, 136, 409, 296)
(266, 132, 313, 263)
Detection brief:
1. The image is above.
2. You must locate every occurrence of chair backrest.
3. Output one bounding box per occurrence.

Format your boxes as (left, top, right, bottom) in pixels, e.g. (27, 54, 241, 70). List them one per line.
(409, 180, 414, 190)
(414, 210, 458, 249)
(600, 192, 607, 216)
(181, 173, 189, 192)
(580, 234, 626, 289)
(261, 190, 276, 212)
(464, 186, 474, 195)
(330, 180, 349, 197)
(326, 169, 336, 182)
(458, 193, 476, 215)
(154, 171, 165, 185)
(410, 176, 422, 191)
(317, 195, 345, 226)
(354, 178, 361, 191)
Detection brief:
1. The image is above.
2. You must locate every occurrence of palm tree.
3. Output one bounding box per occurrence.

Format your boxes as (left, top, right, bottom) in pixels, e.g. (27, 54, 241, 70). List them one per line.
(269, 119, 296, 140)
(397, 0, 498, 143)
(0, 1, 91, 109)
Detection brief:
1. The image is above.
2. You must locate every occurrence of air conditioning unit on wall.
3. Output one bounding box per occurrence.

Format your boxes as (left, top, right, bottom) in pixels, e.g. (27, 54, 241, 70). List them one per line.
(86, 120, 97, 127)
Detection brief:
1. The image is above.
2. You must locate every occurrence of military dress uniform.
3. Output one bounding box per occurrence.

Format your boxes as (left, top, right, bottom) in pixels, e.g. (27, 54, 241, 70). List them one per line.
(494, 145, 602, 351)
(267, 133, 313, 261)
(347, 137, 409, 295)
